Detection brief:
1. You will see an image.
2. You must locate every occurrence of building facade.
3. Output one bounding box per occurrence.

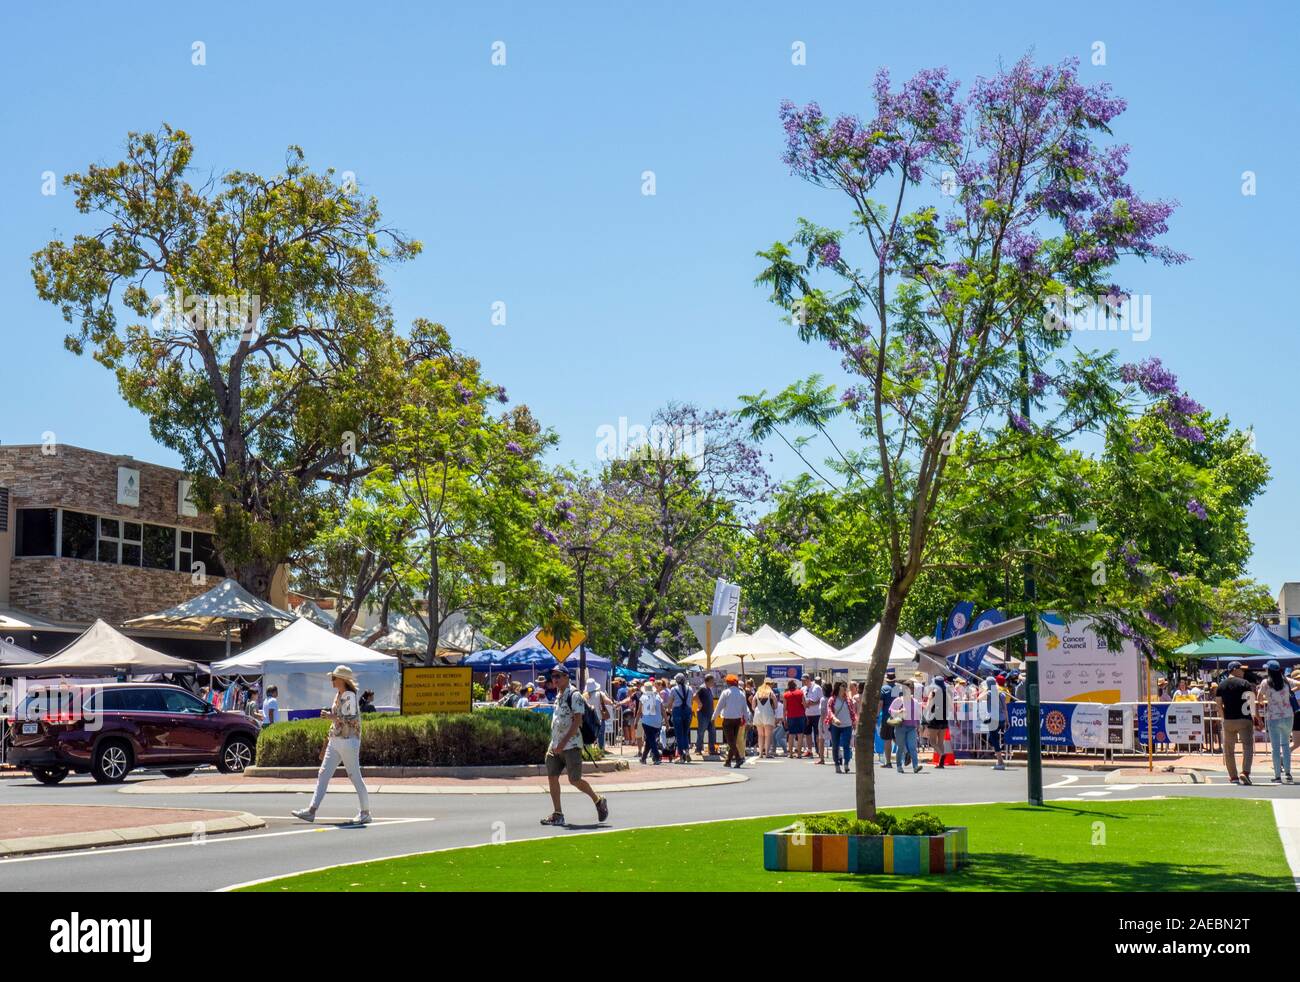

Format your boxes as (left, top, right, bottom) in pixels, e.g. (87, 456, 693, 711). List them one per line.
(0, 444, 222, 628)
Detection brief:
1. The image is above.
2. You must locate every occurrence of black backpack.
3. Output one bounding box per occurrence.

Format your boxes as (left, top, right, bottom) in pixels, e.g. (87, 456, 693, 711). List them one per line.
(571, 689, 600, 746)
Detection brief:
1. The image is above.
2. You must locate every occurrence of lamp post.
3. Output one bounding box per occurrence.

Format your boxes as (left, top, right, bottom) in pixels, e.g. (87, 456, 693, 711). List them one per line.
(1017, 333, 1043, 807)
(567, 544, 594, 686)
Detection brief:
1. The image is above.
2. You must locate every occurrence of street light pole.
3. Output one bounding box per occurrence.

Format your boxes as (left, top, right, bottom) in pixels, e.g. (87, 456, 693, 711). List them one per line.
(1018, 334, 1044, 807)
(567, 544, 593, 687)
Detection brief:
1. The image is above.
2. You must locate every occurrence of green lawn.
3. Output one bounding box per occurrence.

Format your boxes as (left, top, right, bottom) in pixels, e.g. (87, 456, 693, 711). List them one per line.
(241, 798, 1292, 892)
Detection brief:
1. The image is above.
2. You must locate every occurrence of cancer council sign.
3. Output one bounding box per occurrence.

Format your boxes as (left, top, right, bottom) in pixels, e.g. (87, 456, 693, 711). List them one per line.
(1038, 613, 1141, 704)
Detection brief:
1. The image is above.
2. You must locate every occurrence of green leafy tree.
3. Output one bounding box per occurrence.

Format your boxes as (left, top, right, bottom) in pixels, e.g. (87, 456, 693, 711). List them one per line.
(31, 125, 422, 600)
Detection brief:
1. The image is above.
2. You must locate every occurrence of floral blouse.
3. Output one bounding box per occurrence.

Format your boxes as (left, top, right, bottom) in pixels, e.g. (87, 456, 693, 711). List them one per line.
(327, 689, 362, 739)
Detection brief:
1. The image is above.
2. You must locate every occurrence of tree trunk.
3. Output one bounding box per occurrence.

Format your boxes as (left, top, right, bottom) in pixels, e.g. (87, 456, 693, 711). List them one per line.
(424, 540, 439, 667)
(854, 588, 906, 820)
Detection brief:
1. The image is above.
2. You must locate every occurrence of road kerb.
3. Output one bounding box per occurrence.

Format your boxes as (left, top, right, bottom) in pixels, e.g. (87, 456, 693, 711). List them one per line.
(0, 811, 264, 857)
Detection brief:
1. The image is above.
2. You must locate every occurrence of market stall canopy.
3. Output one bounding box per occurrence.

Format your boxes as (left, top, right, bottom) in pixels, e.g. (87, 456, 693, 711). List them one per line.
(122, 578, 297, 633)
(0, 636, 43, 666)
(636, 647, 680, 672)
(1186, 626, 1300, 668)
(294, 600, 336, 629)
(478, 627, 612, 674)
(363, 614, 429, 654)
(210, 617, 401, 717)
(1175, 634, 1269, 658)
(790, 628, 844, 661)
(461, 647, 612, 675)
(8, 620, 200, 676)
(211, 617, 399, 676)
(437, 610, 498, 654)
(839, 623, 923, 667)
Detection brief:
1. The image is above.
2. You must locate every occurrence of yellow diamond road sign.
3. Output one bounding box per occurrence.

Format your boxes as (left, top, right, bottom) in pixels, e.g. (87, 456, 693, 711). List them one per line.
(536, 627, 587, 662)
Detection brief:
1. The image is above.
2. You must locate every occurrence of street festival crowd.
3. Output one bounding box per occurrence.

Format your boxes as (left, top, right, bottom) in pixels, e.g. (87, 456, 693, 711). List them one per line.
(198, 655, 1300, 829)
(473, 659, 1300, 825)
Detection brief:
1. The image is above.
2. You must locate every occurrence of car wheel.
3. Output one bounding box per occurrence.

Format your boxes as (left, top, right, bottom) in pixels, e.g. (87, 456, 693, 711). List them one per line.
(160, 768, 196, 778)
(91, 740, 133, 784)
(31, 766, 70, 785)
(217, 736, 255, 773)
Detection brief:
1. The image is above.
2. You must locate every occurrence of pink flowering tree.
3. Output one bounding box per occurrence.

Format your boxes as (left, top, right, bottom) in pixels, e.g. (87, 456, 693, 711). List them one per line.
(744, 56, 1195, 818)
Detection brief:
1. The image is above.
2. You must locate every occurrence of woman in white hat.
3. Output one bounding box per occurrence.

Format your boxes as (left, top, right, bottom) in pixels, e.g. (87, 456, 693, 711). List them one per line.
(292, 665, 372, 825)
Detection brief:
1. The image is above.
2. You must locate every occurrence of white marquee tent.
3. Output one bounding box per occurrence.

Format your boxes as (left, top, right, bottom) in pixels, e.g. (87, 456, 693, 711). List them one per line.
(211, 618, 400, 719)
(839, 623, 923, 671)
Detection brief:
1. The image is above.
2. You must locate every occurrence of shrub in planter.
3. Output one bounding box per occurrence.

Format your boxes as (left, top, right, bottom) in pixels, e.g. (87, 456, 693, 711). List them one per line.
(765, 811, 967, 876)
(255, 708, 554, 767)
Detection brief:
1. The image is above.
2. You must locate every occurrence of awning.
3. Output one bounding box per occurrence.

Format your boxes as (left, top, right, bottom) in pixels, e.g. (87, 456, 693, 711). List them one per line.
(917, 616, 1027, 659)
(8, 620, 201, 676)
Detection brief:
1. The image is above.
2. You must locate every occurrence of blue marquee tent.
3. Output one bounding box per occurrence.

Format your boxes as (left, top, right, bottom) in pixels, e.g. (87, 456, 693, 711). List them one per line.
(1198, 625, 1300, 669)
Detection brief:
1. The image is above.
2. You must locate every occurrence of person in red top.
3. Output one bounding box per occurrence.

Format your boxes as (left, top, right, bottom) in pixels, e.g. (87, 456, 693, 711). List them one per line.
(491, 673, 508, 702)
(782, 679, 809, 758)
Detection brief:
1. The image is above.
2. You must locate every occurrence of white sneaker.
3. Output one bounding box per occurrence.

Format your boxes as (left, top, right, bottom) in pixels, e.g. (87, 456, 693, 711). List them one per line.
(352, 812, 373, 825)
(291, 807, 316, 823)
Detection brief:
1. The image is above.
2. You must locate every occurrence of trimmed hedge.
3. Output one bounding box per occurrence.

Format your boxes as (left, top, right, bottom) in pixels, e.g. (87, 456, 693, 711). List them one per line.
(256, 708, 554, 767)
(797, 811, 947, 837)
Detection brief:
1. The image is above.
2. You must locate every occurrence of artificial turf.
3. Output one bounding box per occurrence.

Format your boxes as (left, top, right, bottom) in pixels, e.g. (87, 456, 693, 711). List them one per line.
(239, 798, 1292, 892)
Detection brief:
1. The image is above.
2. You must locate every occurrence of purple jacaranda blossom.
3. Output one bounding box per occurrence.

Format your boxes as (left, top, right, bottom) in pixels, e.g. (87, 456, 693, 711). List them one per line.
(495, 386, 509, 403)
(818, 241, 841, 266)
(1120, 357, 1179, 397)
(1186, 498, 1207, 521)
(505, 441, 524, 456)
(1009, 412, 1031, 433)
(1030, 371, 1049, 396)
(455, 382, 473, 405)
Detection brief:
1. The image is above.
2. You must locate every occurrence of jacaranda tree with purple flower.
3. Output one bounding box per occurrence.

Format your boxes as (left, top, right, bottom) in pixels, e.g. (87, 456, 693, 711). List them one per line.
(744, 55, 1192, 819)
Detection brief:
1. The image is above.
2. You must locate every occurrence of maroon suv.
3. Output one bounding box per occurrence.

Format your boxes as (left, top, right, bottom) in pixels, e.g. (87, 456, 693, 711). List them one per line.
(6, 682, 259, 784)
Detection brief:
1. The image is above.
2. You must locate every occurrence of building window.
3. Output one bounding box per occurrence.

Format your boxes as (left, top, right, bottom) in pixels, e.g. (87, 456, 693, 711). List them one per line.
(95, 517, 143, 566)
(192, 531, 225, 577)
(60, 510, 97, 561)
(22, 505, 217, 576)
(15, 508, 57, 557)
(143, 524, 176, 570)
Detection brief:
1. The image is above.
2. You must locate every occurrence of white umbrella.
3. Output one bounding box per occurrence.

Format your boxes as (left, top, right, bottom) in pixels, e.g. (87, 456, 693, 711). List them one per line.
(682, 631, 803, 673)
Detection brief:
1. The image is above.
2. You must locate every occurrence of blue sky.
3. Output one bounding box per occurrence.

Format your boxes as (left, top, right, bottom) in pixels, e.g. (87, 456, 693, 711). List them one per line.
(1, 1, 1296, 593)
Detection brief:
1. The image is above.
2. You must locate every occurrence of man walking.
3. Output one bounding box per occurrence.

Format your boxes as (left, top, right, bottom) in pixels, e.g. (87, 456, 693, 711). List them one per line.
(1216, 661, 1256, 786)
(716, 675, 752, 767)
(802, 674, 825, 764)
(540, 666, 610, 827)
(695, 673, 717, 756)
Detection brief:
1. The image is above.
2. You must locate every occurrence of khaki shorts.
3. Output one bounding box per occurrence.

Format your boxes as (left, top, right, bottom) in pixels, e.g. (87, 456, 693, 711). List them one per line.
(546, 746, 584, 778)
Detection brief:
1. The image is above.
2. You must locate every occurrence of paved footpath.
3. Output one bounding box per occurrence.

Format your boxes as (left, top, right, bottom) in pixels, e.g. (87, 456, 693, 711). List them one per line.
(0, 804, 263, 856)
(3, 755, 1299, 891)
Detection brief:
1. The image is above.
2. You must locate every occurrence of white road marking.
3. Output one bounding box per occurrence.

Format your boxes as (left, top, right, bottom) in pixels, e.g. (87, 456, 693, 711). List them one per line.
(1045, 775, 1079, 789)
(0, 817, 436, 865)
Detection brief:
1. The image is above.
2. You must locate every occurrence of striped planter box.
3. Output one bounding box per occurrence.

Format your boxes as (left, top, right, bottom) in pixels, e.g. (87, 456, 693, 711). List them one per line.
(764, 824, 968, 875)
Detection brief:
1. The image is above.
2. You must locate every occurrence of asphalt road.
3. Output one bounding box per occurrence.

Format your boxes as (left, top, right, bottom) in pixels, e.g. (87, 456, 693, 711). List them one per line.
(1, 756, 1294, 891)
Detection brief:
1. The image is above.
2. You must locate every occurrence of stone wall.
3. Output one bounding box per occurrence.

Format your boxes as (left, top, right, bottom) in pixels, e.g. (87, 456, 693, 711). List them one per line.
(0, 444, 215, 623)
(0, 444, 213, 531)
(9, 557, 211, 624)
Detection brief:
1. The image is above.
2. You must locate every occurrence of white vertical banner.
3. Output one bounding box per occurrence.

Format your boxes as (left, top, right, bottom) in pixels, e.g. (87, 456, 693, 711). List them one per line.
(711, 578, 741, 640)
